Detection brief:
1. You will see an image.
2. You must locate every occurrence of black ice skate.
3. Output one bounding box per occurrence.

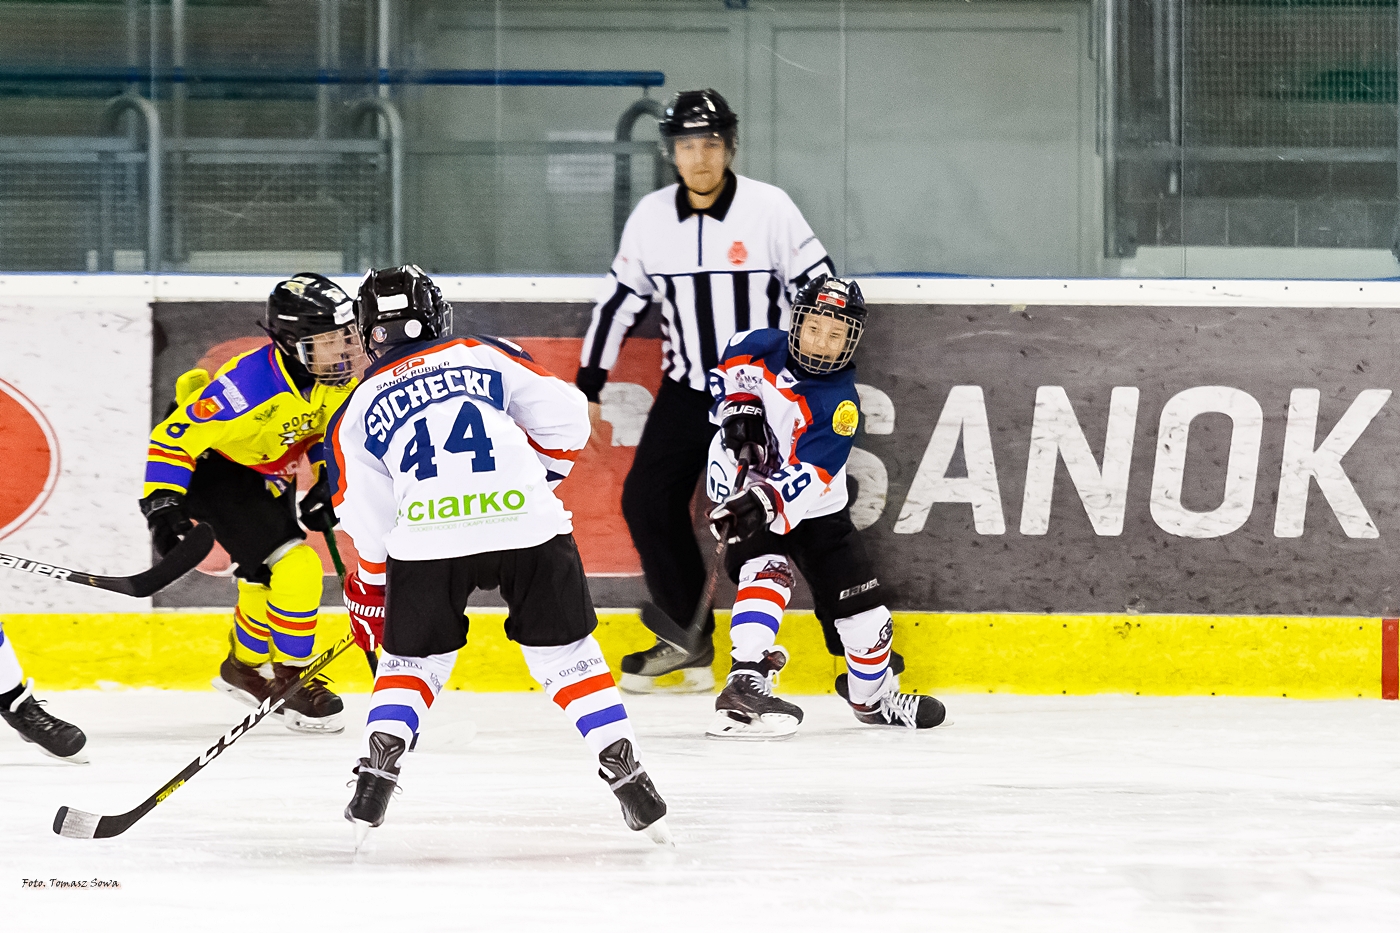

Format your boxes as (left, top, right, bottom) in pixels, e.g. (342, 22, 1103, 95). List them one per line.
(619, 639, 715, 695)
(1, 679, 87, 762)
(597, 737, 672, 846)
(847, 688, 946, 729)
(707, 648, 803, 739)
(272, 662, 344, 734)
(212, 647, 274, 709)
(345, 731, 406, 847)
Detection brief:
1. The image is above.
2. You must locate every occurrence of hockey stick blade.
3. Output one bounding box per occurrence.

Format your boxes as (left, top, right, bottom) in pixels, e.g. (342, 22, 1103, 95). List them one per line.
(640, 601, 701, 655)
(53, 629, 356, 840)
(0, 523, 215, 598)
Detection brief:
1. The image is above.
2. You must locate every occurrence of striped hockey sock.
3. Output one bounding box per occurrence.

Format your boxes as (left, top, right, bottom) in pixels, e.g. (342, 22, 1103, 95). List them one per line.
(837, 607, 896, 706)
(521, 635, 636, 757)
(232, 582, 271, 666)
(729, 556, 793, 663)
(361, 652, 456, 756)
(264, 543, 323, 663)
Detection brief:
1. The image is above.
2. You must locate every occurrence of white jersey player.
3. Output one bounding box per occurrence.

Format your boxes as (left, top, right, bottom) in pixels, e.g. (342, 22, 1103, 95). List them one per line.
(329, 265, 670, 846)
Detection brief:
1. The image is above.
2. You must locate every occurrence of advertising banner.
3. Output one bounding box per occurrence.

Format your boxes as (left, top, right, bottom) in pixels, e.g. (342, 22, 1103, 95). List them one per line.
(0, 285, 153, 611)
(853, 303, 1400, 615)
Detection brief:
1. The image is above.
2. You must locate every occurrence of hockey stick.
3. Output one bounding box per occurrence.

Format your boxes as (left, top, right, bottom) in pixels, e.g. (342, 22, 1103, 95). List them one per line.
(639, 457, 752, 655)
(320, 529, 378, 676)
(0, 523, 215, 598)
(53, 628, 357, 840)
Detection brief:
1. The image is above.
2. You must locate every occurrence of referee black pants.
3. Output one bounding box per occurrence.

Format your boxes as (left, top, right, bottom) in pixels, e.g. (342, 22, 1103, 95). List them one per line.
(621, 378, 718, 641)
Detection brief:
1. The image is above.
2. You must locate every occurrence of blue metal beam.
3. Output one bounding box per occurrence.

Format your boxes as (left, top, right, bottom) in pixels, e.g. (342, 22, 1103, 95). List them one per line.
(0, 68, 665, 88)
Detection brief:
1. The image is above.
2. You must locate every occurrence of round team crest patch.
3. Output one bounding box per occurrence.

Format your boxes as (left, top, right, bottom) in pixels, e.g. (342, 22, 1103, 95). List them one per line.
(727, 240, 747, 266)
(832, 399, 859, 437)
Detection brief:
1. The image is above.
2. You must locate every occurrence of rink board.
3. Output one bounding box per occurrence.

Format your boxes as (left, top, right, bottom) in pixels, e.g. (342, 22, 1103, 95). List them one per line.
(1, 609, 1388, 699)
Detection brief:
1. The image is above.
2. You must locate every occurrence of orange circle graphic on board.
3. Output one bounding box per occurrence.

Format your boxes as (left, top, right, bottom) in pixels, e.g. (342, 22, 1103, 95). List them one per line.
(0, 379, 59, 539)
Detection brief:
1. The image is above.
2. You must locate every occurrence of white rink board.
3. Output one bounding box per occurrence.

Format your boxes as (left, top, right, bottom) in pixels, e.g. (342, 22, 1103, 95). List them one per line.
(4, 692, 1400, 932)
(0, 283, 152, 611)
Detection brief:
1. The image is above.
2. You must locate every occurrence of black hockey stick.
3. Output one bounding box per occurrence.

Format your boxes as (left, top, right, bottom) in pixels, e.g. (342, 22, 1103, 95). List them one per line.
(320, 530, 378, 677)
(0, 523, 215, 598)
(639, 457, 752, 655)
(53, 629, 357, 839)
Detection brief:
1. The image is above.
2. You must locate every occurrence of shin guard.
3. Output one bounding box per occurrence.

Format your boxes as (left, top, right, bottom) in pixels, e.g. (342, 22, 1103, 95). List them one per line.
(836, 606, 896, 706)
(522, 636, 637, 757)
(729, 556, 792, 664)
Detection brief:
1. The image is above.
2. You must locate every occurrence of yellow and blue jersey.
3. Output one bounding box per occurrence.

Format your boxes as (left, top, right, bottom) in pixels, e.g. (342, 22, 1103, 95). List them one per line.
(145, 343, 356, 497)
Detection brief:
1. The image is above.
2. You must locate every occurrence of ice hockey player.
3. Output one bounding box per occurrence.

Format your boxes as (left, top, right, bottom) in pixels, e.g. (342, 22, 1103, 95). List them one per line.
(704, 274, 946, 738)
(331, 265, 670, 846)
(140, 273, 363, 733)
(0, 620, 86, 761)
(577, 87, 839, 694)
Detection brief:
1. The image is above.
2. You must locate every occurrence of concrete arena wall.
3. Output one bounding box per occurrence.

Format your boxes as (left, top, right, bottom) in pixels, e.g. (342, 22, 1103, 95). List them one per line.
(2, 274, 1400, 698)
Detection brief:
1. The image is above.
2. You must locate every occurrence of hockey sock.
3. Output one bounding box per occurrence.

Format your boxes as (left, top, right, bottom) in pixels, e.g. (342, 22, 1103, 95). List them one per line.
(521, 636, 637, 757)
(232, 582, 272, 666)
(0, 621, 23, 696)
(729, 556, 792, 664)
(836, 606, 896, 706)
(361, 651, 456, 758)
(264, 543, 323, 663)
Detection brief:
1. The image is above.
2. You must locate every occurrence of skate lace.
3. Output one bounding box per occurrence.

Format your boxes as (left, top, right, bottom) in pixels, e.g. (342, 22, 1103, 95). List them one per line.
(880, 692, 921, 727)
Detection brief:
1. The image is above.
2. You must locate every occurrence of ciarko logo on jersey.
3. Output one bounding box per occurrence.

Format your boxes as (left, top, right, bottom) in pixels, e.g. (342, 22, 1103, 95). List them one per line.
(832, 399, 859, 437)
(402, 489, 527, 524)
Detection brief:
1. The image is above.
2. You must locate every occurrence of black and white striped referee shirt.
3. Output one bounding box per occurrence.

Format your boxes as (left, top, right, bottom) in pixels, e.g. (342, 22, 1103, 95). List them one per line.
(576, 171, 834, 400)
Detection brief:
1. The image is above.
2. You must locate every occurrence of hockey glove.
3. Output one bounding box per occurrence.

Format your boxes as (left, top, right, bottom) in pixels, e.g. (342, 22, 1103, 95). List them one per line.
(344, 570, 386, 652)
(718, 394, 777, 472)
(709, 483, 781, 544)
(298, 470, 338, 533)
(139, 491, 195, 557)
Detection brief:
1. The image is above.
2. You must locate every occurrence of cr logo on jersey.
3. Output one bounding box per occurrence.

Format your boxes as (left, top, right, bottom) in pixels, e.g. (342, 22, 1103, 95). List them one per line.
(832, 399, 859, 437)
(727, 240, 748, 266)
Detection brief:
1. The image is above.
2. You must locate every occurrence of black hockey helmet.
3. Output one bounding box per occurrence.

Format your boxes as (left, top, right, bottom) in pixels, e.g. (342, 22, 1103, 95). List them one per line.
(265, 273, 364, 386)
(659, 88, 738, 153)
(788, 275, 867, 375)
(356, 264, 452, 360)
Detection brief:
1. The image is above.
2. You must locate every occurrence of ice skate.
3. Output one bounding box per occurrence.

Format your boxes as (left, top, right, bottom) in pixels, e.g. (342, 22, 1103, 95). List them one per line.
(1, 679, 87, 762)
(345, 731, 406, 846)
(273, 662, 345, 734)
(847, 687, 946, 729)
(707, 648, 803, 739)
(212, 647, 274, 709)
(597, 737, 672, 846)
(619, 639, 715, 694)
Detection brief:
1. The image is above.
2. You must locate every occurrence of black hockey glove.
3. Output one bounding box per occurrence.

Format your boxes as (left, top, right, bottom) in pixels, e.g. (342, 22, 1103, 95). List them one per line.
(298, 471, 338, 533)
(139, 491, 194, 557)
(709, 483, 781, 544)
(718, 394, 777, 472)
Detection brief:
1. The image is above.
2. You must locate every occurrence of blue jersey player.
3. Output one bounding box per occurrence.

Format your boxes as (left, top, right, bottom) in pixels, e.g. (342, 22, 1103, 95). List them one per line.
(702, 276, 946, 737)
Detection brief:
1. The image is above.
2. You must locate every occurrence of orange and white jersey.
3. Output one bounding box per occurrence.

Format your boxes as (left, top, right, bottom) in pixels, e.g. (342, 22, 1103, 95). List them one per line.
(328, 335, 588, 565)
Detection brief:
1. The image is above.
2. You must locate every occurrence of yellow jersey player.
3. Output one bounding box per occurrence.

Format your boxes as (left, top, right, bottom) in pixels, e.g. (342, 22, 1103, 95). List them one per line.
(139, 273, 365, 733)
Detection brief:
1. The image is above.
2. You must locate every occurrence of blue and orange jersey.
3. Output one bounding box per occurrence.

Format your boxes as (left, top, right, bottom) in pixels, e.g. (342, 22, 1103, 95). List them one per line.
(144, 343, 357, 496)
(705, 328, 860, 531)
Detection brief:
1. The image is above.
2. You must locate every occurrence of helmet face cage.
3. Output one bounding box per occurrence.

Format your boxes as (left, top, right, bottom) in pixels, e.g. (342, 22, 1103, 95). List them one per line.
(788, 304, 864, 375)
(292, 325, 366, 386)
(357, 265, 452, 360)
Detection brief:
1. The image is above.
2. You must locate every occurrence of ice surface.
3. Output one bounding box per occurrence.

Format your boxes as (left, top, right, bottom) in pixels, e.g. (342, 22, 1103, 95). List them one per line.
(4, 691, 1400, 932)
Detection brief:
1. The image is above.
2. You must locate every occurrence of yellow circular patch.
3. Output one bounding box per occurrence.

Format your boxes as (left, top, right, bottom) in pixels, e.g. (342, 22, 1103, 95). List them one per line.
(832, 399, 859, 437)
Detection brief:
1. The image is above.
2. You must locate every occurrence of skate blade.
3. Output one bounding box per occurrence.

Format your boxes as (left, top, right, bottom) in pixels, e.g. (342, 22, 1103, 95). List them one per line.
(704, 710, 800, 740)
(283, 710, 345, 735)
(641, 817, 675, 847)
(619, 669, 716, 695)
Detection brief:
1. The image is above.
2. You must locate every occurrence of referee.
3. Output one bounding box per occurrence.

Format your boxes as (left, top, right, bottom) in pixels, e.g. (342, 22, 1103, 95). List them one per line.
(576, 89, 834, 693)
